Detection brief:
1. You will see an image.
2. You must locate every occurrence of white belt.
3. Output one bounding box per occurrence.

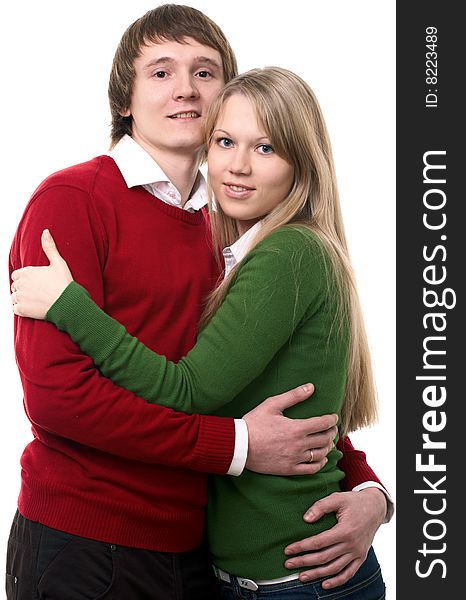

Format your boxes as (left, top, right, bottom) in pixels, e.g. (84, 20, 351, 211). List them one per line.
(213, 565, 299, 591)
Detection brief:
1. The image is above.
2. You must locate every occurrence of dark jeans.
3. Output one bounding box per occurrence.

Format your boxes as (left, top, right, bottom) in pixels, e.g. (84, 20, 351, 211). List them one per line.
(6, 511, 221, 599)
(218, 547, 385, 599)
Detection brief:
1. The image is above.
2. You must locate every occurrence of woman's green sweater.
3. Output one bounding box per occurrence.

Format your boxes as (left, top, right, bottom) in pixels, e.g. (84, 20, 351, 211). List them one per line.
(47, 226, 348, 579)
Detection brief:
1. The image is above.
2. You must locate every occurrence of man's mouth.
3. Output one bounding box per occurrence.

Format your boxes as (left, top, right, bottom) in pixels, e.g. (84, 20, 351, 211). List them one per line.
(168, 111, 200, 119)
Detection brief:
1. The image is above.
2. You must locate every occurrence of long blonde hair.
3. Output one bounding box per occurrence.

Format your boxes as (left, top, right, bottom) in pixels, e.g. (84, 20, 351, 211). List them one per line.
(202, 67, 377, 436)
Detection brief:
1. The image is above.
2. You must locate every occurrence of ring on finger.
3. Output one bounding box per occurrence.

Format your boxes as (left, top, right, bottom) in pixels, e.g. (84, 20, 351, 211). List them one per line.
(308, 449, 314, 463)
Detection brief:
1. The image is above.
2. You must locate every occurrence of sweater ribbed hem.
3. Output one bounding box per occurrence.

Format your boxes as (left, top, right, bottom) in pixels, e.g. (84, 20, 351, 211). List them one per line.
(18, 477, 204, 552)
(341, 452, 383, 490)
(344, 460, 372, 485)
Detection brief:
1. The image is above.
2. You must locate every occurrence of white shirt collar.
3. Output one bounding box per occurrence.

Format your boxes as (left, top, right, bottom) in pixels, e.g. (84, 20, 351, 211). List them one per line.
(108, 134, 208, 212)
(222, 221, 263, 278)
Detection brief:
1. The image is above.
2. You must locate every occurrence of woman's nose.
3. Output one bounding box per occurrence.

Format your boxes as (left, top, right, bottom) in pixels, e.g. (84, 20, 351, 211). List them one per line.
(228, 149, 252, 175)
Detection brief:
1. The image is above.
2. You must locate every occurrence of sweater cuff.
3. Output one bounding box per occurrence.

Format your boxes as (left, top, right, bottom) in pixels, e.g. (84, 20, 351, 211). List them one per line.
(47, 281, 92, 327)
(352, 482, 395, 523)
(190, 415, 236, 475)
(227, 419, 248, 476)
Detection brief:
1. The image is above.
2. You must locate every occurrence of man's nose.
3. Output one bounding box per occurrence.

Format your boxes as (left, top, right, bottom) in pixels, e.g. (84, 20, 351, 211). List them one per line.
(173, 73, 199, 100)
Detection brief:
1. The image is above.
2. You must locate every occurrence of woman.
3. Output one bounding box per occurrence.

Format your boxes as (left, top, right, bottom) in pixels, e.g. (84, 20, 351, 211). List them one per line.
(11, 67, 385, 598)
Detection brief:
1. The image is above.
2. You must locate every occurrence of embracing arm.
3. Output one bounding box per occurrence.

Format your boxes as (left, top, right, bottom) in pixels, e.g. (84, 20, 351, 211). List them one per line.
(10, 185, 235, 473)
(337, 435, 393, 522)
(284, 436, 393, 588)
(338, 435, 389, 494)
(13, 218, 338, 476)
(41, 228, 326, 416)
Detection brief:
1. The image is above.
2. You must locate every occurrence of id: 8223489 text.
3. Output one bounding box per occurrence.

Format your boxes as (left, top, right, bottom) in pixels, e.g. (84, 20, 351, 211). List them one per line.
(425, 26, 438, 109)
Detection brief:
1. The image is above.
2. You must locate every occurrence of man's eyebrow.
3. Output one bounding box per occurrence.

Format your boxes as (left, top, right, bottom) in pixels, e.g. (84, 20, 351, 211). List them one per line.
(143, 56, 222, 71)
(143, 56, 175, 70)
(193, 56, 222, 70)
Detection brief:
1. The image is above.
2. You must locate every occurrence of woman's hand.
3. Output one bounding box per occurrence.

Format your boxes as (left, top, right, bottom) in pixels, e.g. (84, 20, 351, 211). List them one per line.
(11, 229, 73, 319)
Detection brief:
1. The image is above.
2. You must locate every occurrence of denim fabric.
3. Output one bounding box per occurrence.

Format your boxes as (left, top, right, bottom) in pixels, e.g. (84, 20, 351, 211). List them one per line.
(218, 547, 385, 600)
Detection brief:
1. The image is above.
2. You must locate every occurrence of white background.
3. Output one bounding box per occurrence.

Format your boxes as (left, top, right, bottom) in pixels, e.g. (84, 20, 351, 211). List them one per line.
(0, 0, 396, 596)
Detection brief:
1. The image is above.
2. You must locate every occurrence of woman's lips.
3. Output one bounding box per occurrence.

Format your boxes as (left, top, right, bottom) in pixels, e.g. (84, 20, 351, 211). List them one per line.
(222, 182, 256, 199)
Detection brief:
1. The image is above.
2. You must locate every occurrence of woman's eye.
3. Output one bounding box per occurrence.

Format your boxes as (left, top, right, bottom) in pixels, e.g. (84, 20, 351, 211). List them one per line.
(257, 144, 274, 154)
(217, 137, 233, 149)
(196, 70, 211, 79)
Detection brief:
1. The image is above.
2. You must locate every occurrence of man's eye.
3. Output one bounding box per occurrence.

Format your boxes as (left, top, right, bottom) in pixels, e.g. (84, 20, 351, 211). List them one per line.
(196, 70, 211, 79)
(154, 71, 168, 78)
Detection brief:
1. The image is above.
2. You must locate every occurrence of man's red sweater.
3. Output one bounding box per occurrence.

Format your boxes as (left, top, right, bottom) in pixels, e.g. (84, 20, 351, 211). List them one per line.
(9, 156, 384, 551)
(10, 156, 236, 551)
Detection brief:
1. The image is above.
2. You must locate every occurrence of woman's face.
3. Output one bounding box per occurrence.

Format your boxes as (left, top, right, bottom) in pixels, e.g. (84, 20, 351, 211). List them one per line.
(207, 94, 294, 235)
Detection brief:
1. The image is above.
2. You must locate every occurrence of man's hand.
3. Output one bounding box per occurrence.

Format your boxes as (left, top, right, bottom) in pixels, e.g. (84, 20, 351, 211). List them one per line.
(284, 488, 387, 589)
(243, 384, 338, 475)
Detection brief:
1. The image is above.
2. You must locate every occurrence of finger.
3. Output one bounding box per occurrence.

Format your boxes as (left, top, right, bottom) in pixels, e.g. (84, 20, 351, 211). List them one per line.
(298, 413, 338, 436)
(319, 559, 362, 589)
(288, 458, 327, 477)
(285, 543, 347, 569)
(265, 384, 315, 412)
(41, 229, 62, 264)
(306, 425, 338, 447)
(297, 555, 353, 583)
(11, 294, 24, 316)
(284, 524, 342, 555)
(304, 444, 332, 464)
(11, 269, 22, 281)
(303, 492, 342, 522)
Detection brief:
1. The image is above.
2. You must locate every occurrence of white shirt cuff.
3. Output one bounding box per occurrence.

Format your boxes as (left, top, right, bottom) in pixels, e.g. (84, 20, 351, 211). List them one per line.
(352, 481, 395, 523)
(227, 419, 249, 476)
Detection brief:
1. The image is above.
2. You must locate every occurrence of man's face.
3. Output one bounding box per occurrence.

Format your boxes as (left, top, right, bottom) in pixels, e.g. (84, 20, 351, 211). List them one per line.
(124, 38, 224, 160)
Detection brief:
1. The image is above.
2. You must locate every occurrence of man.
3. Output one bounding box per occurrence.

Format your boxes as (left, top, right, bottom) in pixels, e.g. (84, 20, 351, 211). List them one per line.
(7, 5, 390, 599)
